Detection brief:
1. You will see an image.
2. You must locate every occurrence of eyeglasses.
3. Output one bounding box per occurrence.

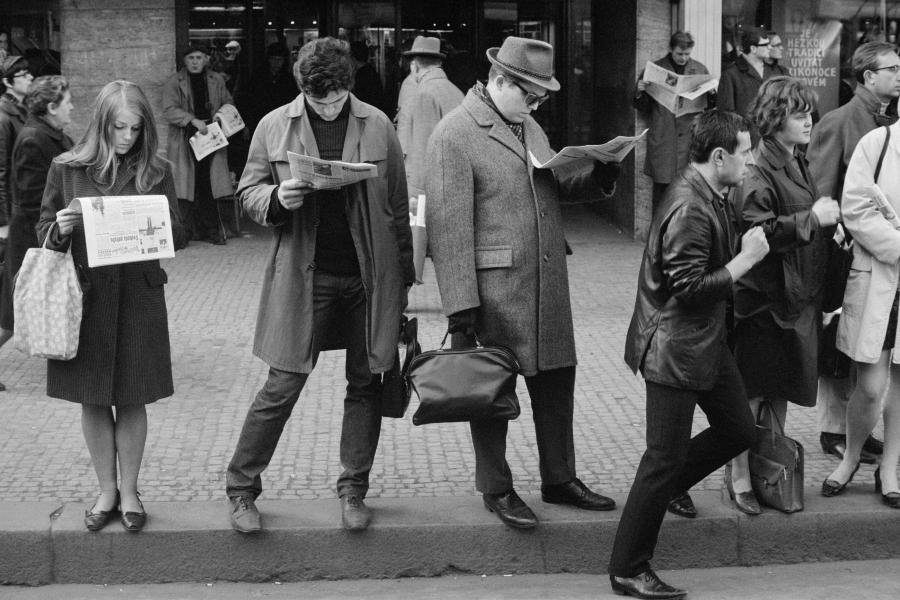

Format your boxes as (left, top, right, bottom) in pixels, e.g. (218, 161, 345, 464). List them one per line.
(871, 65, 900, 74)
(510, 80, 550, 108)
(12, 69, 31, 79)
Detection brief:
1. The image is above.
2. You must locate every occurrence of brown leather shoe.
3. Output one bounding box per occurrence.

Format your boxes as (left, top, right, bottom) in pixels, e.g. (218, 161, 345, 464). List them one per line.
(610, 569, 686, 599)
(341, 495, 372, 531)
(483, 489, 538, 529)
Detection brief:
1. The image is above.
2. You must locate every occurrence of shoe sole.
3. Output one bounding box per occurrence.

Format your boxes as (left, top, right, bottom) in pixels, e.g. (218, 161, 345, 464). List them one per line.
(484, 505, 538, 529)
(542, 496, 617, 511)
(231, 522, 262, 534)
(610, 580, 686, 599)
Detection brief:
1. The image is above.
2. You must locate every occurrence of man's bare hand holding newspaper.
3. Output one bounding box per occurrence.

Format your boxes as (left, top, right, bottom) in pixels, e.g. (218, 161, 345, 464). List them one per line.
(278, 179, 317, 211)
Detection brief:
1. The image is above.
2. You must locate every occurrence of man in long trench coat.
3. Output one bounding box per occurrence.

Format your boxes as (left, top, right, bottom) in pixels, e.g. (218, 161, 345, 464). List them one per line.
(225, 38, 414, 533)
(425, 37, 621, 529)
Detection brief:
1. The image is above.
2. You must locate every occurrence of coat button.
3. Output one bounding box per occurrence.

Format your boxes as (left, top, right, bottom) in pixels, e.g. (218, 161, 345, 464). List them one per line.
(307, 262, 317, 271)
(543, 253, 550, 262)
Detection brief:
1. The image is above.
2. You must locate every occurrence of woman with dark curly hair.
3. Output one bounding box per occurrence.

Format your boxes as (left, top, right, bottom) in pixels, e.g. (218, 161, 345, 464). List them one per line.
(1, 75, 74, 337)
(726, 76, 841, 514)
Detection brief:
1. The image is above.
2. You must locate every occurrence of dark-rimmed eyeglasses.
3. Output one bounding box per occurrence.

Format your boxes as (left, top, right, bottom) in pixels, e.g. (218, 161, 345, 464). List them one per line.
(12, 69, 31, 79)
(871, 65, 900, 74)
(510, 80, 550, 108)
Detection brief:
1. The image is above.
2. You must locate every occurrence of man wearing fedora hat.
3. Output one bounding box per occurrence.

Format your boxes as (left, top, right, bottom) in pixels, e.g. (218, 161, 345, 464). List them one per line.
(396, 36, 463, 200)
(426, 36, 621, 529)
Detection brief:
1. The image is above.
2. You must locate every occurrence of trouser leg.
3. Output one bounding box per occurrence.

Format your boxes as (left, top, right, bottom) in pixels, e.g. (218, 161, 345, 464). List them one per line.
(336, 275, 383, 498)
(225, 367, 309, 498)
(528, 366, 577, 486)
(194, 157, 223, 240)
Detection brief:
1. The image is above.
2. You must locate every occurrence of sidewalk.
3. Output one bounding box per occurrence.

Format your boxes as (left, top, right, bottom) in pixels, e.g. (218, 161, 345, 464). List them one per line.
(0, 205, 896, 586)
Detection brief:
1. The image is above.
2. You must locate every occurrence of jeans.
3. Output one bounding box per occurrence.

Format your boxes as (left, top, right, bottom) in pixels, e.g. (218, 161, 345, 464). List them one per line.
(226, 272, 382, 499)
(608, 348, 756, 577)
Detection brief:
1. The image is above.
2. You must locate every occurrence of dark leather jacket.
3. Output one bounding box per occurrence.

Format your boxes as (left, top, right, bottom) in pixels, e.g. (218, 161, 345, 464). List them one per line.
(624, 166, 738, 390)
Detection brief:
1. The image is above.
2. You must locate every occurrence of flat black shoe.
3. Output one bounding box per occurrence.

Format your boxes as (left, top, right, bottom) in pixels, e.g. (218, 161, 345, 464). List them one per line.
(120, 497, 147, 532)
(820, 432, 846, 459)
(667, 491, 697, 518)
(84, 491, 119, 532)
(483, 489, 538, 529)
(822, 463, 860, 497)
(610, 569, 686, 599)
(541, 478, 616, 511)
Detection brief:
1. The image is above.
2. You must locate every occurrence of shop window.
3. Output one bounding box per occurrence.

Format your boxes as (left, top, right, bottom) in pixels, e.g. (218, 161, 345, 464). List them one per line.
(0, 0, 61, 75)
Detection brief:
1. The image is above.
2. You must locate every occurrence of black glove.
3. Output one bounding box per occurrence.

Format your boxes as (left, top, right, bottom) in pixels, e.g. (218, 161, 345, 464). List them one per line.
(447, 308, 478, 337)
(595, 161, 621, 194)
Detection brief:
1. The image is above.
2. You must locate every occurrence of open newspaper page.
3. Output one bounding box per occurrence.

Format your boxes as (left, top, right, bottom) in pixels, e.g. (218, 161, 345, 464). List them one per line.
(642, 61, 718, 117)
(188, 121, 229, 160)
(215, 103, 245, 137)
(70, 195, 175, 267)
(287, 150, 378, 190)
(529, 129, 647, 176)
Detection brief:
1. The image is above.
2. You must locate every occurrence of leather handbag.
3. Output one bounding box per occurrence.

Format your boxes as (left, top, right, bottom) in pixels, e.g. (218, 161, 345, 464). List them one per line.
(749, 401, 804, 513)
(12, 225, 84, 360)
(380, 316, 420, 418)
(409, 332, 520, 426)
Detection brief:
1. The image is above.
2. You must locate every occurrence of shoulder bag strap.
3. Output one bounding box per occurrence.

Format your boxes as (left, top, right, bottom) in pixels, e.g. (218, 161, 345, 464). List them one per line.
(875, 125, 891, 183)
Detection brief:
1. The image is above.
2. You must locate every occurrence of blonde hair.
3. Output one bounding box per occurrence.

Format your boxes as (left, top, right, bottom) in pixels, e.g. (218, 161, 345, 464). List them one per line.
(57, 80, 166, 193)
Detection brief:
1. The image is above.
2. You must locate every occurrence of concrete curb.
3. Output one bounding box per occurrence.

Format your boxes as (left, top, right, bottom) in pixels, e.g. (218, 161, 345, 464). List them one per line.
(2, 489, 900, 585)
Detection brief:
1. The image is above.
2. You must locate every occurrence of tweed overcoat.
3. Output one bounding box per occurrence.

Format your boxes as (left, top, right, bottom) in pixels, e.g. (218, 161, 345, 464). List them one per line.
(0, 116, 73, 330)
(837, 123, 900, 363)
(36, 160, 185, 406)
(162, 68, 234, 202)
(239, 94, 414, 374)
(807, 86, 894, 200)
(425, 90, 600, 376)
(396, 67, 463, 197)
(634, 55, 710, 185)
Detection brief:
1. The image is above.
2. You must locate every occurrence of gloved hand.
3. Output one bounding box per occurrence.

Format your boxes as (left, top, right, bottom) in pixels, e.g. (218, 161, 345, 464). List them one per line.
(595, 160, 621, 194)
(447, 308, 478, 337)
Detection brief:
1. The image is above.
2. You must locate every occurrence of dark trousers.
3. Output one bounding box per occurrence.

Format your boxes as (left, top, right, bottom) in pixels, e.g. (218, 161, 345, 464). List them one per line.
(225, 272, 382, 499)
(190, 156, 224, 240)
(454, 332, 576, 493)
(608, 349, 755, 577)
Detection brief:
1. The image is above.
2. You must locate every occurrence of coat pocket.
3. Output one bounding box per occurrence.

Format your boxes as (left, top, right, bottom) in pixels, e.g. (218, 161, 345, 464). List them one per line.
(475, 245, 513, 269)
(144, 268, 168, 288)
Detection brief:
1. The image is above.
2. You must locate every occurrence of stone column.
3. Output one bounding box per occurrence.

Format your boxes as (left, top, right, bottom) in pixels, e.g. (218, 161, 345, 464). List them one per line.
(60, 0, 176, 149)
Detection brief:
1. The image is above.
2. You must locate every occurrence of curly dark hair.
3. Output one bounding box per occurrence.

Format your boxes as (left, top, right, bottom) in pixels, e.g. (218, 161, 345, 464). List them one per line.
(689, 109, 749, 163)
(293, 37, 354, 98)
(24, 75, 69, 117)
(747, 76, 817, 139)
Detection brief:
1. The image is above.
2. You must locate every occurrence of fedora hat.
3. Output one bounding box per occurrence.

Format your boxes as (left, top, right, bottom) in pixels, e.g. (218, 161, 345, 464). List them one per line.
(486, 36, 559, 91)
(403, 36, 445, 59)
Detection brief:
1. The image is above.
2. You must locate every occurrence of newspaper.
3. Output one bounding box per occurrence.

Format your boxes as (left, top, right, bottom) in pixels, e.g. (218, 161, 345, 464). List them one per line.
(215, 103, 245, 137)
(529, 129, 647, 175)
(287, 151, 378, 189)
(188, 121, 228, 161)
(868, 184, 900, 228)
(70, 195, 175, 267)
(642, 61, 718, 117)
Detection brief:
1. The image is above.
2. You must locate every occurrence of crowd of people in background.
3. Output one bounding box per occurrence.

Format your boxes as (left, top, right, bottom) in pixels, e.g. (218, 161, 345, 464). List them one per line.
(2, 21, 900, 600)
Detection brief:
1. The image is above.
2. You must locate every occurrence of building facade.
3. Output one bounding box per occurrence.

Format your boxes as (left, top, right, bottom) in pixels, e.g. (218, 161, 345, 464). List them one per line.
(0, 0, 892, 238)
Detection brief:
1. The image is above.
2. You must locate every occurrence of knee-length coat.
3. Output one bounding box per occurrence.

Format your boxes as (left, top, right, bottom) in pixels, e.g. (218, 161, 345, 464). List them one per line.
(837, 123, 900, 363)
(36, 159, 185, 406)
(425, 89, 608, 376)
(162, 68, 233, 202)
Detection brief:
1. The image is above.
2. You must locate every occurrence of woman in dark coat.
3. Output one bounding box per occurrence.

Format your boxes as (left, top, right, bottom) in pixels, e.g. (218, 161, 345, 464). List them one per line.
(37, 80, 185, 532)
(1, 75, 74, 332)
(728, 76, 841, 514)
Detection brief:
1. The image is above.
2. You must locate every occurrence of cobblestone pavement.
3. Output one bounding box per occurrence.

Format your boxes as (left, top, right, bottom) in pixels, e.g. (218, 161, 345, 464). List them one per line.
(0, 205, 882, 504)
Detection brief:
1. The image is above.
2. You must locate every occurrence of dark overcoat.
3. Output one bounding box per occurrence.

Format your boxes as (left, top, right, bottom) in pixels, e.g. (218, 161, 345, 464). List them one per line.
(425, 90, 602, 376)
(0, 92, 27, 225)
(634, 55, 710, 185)
(238, 94, 414, 374)
(0, 115, 73, 330)
(36, 159, 185, 406)
(733, 138, 830, 406)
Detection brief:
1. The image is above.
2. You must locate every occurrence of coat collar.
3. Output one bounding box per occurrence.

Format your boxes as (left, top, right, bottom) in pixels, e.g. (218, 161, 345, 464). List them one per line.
(852, 84, 892, 115)
(415, 67, 449, 85)
(24, 114, 65, 142)
(733, 55, 764, 82)
(283, 93, 376, 163)
(683, 164, 723, 203)
(461, 88, 544, 164)
(756, 136, 810, 189)
(0, 93, 26, 121)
